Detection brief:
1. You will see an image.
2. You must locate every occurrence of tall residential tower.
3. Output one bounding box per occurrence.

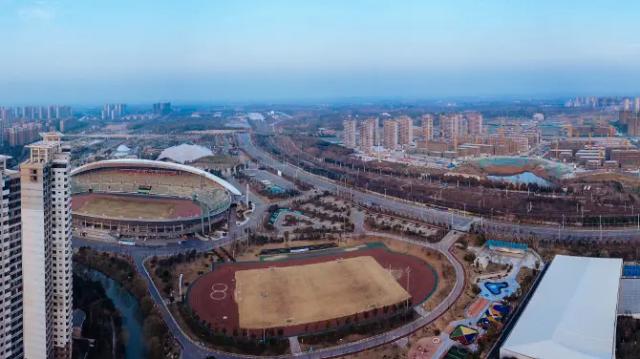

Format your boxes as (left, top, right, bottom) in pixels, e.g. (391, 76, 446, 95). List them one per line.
(342, 119, 357, 148)
(0, 155, 24, 359)
(397, 116, 413, 147)
(21, 133, 72, 359)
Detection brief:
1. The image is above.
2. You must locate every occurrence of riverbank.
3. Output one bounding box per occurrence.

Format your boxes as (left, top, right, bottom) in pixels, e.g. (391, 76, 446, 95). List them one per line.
(72, 270, 125, 359)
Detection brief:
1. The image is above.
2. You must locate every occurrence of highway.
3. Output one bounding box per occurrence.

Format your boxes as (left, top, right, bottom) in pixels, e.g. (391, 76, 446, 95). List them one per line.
(237, 132, 640, 241)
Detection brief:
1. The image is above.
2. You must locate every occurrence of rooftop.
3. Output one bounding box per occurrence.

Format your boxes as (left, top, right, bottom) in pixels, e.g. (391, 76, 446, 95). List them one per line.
(501, 255, 622, 359)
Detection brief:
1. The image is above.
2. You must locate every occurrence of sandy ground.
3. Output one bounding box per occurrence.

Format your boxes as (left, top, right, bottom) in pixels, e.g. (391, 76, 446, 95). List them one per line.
(72, 193, 201, 219)
(234, 256, 410, 329)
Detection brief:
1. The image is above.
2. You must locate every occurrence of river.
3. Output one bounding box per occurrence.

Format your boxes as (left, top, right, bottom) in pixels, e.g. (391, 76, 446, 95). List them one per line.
(84, 269, 147, 359)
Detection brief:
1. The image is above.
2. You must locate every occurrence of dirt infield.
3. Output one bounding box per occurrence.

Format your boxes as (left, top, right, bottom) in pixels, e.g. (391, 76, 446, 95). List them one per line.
(188, 244, 438, 337)
(235, 256, 410, 329)
(72, 193, 202, 220)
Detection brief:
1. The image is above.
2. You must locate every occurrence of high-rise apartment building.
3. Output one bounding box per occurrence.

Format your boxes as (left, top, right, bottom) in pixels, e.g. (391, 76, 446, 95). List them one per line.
(440, 114, 460, 140)
(440, 114, 461, 150)
(372, 118, 380, 146)
(152, 102, 172, 115)
(466, 112, 483, 136)
(383, 119, 398, 150)
(421, 115, 434, 141)
(0, 156, 24, 359)
(21, 133, 72, 359)
(342, 119, 357, 148)
(397, 116, 413, 146)
(635, 97, 640, 113)
(359, 119, 375, 153)
(101, 104, 127, 120)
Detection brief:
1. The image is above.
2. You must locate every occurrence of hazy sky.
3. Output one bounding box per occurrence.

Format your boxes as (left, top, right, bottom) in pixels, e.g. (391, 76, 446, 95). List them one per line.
(2, 0, 640, 104)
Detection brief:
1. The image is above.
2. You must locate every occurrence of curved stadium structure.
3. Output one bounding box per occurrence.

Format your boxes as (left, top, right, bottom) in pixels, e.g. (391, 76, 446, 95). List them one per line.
(70, 159, 241, 241)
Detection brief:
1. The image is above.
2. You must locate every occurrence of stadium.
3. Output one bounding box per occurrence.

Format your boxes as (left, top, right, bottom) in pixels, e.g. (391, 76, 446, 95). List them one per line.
(70, 159, 241, 241)
(187, 242, 438, 338)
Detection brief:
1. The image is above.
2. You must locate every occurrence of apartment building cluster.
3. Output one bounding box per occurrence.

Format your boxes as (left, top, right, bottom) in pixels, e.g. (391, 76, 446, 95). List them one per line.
(343, 116, 414, 153)
(101, 104, 127, 120)
(0, 106, 72, 122)
(3, 122, 43, 147)
(547, 136, 640, 169)
(342, 112, 539, 159)
(0, 132, 73, 359)
(564, 96, 640, 110)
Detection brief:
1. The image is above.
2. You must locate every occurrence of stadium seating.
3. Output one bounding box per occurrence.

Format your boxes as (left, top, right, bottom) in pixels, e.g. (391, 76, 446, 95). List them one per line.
(71, 168, 231, 215)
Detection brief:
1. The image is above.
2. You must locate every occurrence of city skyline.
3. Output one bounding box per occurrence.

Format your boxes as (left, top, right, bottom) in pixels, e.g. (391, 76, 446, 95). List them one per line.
(2, 0, 640, 103)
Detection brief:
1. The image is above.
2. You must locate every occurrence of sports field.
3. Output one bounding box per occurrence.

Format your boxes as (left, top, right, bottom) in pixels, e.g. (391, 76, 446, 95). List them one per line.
(188, 244, 438, 337)
(72, 193, 202, 220)
(235, 256, 410, 329)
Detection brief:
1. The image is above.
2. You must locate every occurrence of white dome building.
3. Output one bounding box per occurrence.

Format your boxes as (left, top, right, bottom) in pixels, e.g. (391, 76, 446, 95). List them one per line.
(157, 143, 213, 164)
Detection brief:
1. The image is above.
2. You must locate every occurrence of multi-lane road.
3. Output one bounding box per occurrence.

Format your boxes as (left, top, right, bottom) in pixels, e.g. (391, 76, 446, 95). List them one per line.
(237, 132, 640, 241)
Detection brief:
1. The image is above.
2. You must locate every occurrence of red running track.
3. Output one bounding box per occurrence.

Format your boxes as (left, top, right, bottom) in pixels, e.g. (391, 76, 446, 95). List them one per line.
(188, 246, 438, 337)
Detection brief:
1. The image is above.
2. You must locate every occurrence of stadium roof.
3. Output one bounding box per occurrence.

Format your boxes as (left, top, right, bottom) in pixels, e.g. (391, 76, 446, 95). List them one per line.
(71, 159, 241, 196)
(157, 143, 213, 164)
(501, 255, 622, 359)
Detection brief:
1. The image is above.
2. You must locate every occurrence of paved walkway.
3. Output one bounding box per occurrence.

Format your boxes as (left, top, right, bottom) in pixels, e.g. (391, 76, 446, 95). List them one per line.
(289, 337, 302, 355)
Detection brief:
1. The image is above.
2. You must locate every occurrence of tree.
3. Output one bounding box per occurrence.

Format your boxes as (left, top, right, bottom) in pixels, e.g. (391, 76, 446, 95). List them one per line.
(140, 296, 154, 317)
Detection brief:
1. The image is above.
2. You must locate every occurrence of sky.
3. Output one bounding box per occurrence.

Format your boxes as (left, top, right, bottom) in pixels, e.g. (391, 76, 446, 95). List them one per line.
(2, 0, 640, 104)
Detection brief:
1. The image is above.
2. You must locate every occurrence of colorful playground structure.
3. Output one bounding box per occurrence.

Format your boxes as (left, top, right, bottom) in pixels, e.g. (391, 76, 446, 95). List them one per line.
(477, 302, 510, 329)
(449, 325, 479, 345)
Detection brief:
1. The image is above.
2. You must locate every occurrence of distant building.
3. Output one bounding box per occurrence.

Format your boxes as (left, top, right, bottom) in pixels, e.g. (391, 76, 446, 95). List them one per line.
(383, 119, 398, 150)
(101, 104, 126, 120)
(440, 114, 460, 140)
(342, 119, 357, 148)
(619, 110, 640, 136)
(611, 149, 640, 169)
(359, 119, 375, 153)
(372, 117, 381, 146)
(153, 102, 172, 115)
(421, 114, 434, 141)
(397, 116, 413, 147)
(532, 113, 544, 121)
(466, 112, 483, 136)
(4, 122, 42, 147)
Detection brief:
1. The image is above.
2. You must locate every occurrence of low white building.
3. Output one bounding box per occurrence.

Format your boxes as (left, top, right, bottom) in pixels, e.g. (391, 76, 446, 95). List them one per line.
(500, 255, 622, 359)
(157, 143, 213, 164)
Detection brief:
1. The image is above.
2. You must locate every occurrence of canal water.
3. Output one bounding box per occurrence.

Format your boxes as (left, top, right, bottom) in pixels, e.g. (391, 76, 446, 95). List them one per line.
(84, 269, 147, 359)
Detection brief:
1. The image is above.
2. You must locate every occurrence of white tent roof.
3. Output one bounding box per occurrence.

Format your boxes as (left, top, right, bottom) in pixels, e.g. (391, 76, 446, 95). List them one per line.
(157, 143, 213, 164)
(501, 255, 622, 359)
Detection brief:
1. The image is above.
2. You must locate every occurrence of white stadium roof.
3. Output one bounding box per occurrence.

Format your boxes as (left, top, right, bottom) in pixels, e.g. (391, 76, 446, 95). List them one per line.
(157, 143, 213, 164)
(71, 159, 241, 196)
(501, 255, 622, 359)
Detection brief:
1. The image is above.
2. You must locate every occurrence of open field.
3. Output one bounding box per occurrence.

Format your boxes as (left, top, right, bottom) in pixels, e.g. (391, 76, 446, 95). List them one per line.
(72, 193, 202, 220)
(188, 244, 437, 337)
(235, 256, 410, 329)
